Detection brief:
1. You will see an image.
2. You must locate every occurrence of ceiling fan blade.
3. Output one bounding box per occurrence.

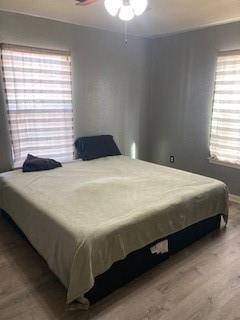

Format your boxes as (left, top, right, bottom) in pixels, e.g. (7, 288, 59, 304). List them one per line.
(75, 0, 97, 5)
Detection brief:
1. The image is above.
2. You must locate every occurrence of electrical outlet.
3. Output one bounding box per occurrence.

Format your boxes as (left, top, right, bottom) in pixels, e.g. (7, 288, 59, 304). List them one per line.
(170, 155, 175, 163)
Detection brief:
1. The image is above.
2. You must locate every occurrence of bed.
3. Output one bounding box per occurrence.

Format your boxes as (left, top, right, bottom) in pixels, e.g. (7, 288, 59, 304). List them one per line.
(0, 155, 228, 309)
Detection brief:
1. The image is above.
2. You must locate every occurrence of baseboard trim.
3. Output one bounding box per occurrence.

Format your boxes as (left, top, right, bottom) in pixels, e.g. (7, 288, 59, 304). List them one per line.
(229, 194, 240, 204)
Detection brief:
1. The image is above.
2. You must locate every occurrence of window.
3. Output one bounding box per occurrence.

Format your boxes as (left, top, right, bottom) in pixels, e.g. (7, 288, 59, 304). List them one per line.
(0, 44, 74, 168)
(209, 51, 240, 167)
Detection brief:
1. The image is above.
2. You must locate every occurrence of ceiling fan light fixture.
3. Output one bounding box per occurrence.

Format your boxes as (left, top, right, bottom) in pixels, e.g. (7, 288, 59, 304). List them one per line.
(104, 0, 122, 16)
(104, 0, 148, 21)
(130, 0, 148, 16)
(119, 5, 134, 21)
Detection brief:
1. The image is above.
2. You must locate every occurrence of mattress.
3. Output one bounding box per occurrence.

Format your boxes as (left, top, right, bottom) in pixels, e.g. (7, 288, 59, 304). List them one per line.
(0, 156, 228, 309)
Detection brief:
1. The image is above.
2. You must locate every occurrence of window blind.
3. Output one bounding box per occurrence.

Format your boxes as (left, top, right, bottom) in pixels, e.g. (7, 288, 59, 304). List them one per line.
(0, 44, 74, 168)
(210, 51, 240, 166)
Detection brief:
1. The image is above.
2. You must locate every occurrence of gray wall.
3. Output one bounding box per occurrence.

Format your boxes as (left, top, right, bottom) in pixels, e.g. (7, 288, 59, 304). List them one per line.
(0, 11, 239, 195)
(0, 11, 150, 171)
(148, 22, 240, 195)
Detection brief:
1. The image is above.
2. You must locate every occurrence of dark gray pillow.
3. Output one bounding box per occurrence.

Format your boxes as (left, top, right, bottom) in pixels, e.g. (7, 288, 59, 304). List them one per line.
(22, 154, 62, 172)
(75, 135, 121, 161)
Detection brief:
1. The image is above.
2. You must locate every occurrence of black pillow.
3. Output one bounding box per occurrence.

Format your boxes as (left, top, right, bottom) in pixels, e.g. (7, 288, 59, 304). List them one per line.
(22, 154, 62, 172)
(75, 135, 121, 161)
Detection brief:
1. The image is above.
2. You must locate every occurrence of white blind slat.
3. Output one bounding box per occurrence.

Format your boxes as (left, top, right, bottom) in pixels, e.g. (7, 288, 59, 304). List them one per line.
(1, 44, 74, 167)
(210, 52, 240, 166)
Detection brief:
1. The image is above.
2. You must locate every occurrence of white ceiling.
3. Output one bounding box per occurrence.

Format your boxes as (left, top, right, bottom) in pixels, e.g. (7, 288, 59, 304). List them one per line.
(0, 0, 239, 37)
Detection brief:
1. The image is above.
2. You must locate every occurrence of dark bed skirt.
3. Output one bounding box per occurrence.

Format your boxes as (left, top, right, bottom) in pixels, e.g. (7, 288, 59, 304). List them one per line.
(86, 214, 221, 304)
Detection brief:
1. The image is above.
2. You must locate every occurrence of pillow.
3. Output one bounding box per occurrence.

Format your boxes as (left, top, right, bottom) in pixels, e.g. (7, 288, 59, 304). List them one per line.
(22, 154, 62, 172)
(75, 135, 121, 161)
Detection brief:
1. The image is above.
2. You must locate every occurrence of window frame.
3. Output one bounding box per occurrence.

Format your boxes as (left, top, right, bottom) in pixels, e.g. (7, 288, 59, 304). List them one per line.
(209, 49, 240, 169)
(0, 43, 75, 168)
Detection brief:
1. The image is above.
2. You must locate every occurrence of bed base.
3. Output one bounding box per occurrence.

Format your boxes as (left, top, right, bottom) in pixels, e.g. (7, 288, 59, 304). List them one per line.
(1, 210, 221, 306)
(86, 214, 221, 304)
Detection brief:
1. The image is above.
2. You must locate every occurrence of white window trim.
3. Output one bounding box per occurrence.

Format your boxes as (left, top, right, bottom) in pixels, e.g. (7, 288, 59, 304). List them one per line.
(209, 157, 240, 170)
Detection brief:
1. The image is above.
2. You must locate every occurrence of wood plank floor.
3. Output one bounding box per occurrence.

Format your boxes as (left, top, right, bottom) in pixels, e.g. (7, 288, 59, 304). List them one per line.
(0, 202, 240, 320)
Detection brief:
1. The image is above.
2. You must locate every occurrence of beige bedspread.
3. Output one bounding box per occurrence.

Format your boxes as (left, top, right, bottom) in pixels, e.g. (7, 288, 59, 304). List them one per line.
(0, 156, 228, 308)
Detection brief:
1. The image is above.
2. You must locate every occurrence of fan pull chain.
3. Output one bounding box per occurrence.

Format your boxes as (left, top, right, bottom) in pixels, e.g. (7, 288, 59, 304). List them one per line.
(124, 22, 128, 47)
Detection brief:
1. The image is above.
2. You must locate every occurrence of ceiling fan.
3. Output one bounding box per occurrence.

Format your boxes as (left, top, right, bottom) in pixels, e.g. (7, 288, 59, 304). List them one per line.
(75, 0, 97, 5)
(75, 0, 148, 21)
